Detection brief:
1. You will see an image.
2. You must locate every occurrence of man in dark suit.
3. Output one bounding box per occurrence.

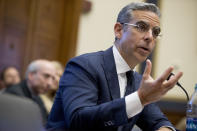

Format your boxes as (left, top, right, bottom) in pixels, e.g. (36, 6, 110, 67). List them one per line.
(47, 2, 182, 131)
(0, 93, 44, 131)
(5, 59, 55, 125)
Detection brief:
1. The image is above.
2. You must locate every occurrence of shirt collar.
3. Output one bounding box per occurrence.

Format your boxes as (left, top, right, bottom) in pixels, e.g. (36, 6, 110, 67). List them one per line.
(113, 45, 131, 74)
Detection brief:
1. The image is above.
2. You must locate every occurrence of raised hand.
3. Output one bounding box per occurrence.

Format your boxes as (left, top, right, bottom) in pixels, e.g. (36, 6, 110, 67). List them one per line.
(138, 59, 183, 106)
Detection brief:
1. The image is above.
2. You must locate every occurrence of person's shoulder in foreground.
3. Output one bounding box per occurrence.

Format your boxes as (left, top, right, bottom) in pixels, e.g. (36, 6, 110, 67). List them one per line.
(47, 2, 183, 131)
(0, 93, 45, 131)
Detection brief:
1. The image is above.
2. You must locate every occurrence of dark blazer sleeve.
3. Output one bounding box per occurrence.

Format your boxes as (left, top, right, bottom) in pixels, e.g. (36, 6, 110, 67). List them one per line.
(136, 103, 174, 131)
(59, 56, 128, 129)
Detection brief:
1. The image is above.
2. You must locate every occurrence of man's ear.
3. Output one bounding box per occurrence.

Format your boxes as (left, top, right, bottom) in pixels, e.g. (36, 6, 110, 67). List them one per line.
(114, 22, 123, 40)
(28, 72, 34, 81)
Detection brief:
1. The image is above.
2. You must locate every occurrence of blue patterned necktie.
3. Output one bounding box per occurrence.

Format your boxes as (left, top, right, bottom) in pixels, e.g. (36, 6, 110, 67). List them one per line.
(124, 70, 134, 96)
(118, 71, 134, 131)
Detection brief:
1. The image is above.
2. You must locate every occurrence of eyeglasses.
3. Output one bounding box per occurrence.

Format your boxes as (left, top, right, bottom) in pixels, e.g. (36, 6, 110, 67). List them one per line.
(121, 21, 161, 38)
(35, 71, 55, 81)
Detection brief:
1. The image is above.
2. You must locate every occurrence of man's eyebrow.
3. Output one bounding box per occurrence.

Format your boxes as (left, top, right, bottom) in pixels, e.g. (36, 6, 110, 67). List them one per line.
(135, 20, 148, 24)
(136, 20, 160, 28)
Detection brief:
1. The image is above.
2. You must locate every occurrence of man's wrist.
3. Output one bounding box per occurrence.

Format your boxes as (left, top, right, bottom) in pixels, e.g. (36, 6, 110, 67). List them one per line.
(157, 126, 176, 131)
(137, 90, 148, 106)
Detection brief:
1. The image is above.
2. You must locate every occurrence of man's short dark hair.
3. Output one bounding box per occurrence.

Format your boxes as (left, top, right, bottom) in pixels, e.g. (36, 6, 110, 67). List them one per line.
(117, 2, 160, 24)
(114, 2, 160, 42)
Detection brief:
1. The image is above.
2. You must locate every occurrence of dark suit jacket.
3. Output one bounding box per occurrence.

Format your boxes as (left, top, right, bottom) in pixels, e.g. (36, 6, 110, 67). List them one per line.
(0, 93, 44, 131)
(47, 47, 174, 131)
(4, 80, 48, 125)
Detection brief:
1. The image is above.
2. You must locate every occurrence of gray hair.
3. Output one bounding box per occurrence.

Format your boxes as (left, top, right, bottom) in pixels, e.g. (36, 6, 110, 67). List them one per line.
(25, 59, 51, 79)
(117, 2, 160, 24)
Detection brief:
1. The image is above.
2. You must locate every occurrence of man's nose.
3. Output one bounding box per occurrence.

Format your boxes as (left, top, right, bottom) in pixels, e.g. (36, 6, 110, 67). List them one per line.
(47, 76, 54, 88)
(144, 29, 153, 43)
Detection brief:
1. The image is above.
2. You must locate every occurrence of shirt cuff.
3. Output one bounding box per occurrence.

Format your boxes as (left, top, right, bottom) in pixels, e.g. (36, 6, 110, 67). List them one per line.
(125, 91, 143, 118)
(159, 126, 176, 131)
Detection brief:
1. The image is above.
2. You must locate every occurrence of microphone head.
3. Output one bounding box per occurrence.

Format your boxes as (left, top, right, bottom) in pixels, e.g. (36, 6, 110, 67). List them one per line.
(167, 73, 182, 87)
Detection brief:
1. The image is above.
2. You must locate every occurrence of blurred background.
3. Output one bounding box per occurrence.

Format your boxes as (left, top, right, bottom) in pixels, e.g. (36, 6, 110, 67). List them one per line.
(0, 0, 197, 130)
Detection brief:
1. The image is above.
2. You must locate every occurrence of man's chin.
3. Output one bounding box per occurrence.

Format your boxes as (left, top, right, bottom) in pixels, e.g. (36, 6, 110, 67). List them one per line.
(137, 56, 147, 63)
(135, 53, 148, 63)
(40, 90, 48, 94)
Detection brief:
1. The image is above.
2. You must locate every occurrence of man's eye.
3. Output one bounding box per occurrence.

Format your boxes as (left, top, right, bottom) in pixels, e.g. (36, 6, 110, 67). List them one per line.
(153, 27, 161, 37)
(43, 74, 50, 79)
(137, 23, 149, 32)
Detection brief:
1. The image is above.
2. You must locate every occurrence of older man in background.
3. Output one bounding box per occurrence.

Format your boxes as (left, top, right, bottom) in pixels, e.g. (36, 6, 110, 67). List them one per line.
(5, 59, 56, 125)
(40, 61, 64, 113)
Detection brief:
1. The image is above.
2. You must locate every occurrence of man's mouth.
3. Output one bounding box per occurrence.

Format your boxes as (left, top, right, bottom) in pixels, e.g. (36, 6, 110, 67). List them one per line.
(141, 47, 149, 51)
(137, 46, 150, 55)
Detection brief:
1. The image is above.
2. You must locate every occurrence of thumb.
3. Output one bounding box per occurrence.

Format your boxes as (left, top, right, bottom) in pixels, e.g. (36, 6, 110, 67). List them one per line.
(143, 59, 152, 80)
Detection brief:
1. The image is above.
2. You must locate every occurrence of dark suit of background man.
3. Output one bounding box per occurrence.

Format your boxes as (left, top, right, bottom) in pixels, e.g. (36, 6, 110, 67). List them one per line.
(5, 59, 56, 125)
(47, 2, 183, 131)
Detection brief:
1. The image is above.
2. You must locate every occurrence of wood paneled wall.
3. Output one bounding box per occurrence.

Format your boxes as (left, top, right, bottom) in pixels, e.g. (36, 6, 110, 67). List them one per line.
(0, 0, 82, 76)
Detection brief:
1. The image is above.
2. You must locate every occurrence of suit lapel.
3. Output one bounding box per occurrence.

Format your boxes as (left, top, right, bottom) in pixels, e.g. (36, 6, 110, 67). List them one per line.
(102, 47, 120, 99)
(21, 80, 33, 98)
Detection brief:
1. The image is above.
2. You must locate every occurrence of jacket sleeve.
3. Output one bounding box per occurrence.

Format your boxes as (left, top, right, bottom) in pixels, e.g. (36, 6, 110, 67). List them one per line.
(136, 103, 175, 131)
(59, 58, 128, 129)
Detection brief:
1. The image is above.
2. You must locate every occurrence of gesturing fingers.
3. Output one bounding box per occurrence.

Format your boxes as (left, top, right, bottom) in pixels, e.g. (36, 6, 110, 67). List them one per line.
(142, 59, 152, 80)
(163, 72, 183, 88)
(155, 66, 174, 84)
(139, 64, 183, 106)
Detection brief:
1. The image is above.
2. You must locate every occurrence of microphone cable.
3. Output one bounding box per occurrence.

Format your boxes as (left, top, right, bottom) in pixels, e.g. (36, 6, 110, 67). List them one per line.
(167, 73, 189, 101)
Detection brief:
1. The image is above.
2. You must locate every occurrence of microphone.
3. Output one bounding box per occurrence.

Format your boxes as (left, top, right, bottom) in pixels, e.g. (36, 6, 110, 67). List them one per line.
(167, 73, 189, 101)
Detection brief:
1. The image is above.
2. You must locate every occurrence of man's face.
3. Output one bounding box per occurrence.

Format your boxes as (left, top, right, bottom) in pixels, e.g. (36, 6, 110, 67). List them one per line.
(29, 65, 55, 94)
(115, 10, 160, 64)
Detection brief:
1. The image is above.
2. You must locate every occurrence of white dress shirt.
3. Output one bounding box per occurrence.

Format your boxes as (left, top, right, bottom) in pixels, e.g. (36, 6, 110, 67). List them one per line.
(112, 45, 143, 118)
